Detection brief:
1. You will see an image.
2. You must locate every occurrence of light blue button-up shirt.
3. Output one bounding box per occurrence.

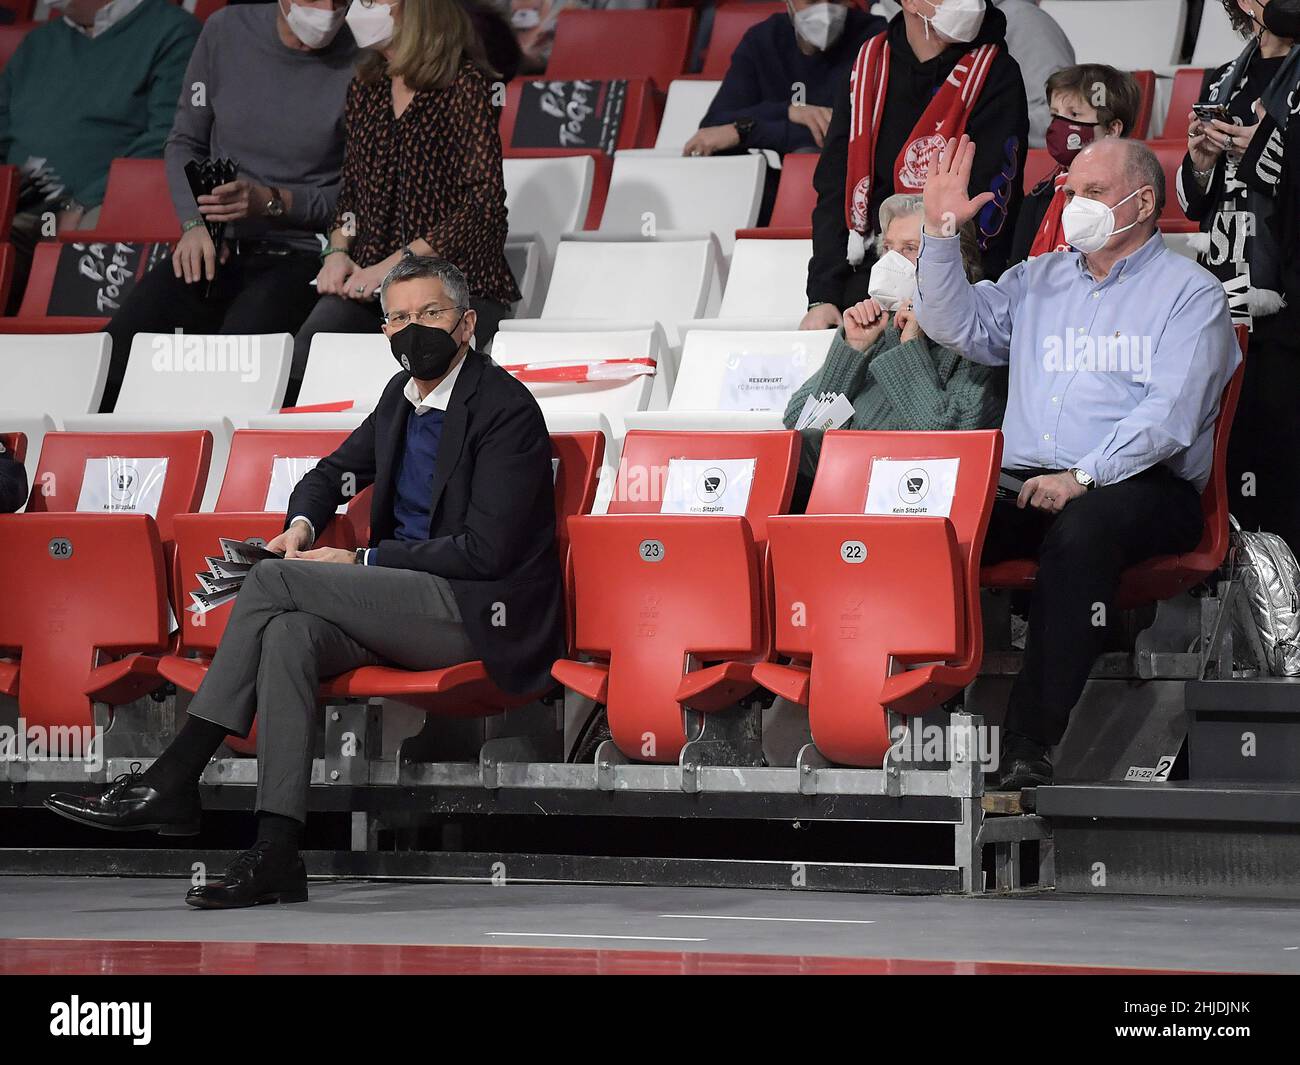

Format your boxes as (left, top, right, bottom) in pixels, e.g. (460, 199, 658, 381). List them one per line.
(913, 231, 1239, 491)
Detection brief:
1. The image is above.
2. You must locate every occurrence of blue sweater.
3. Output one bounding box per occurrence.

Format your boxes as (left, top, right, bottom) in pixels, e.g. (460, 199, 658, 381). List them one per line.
(393, 408, 445, 542)
(700, 10, 885, 154)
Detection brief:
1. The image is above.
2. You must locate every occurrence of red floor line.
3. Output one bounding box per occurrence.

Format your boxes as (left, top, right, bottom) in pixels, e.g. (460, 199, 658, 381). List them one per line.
(0, 938, 1214, 976)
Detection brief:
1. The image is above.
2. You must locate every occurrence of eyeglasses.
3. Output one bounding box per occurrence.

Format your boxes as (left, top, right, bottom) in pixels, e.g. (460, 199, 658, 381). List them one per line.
(382, 303, 465, 329)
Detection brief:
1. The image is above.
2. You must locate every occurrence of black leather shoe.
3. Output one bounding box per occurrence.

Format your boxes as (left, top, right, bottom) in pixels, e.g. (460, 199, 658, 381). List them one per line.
(44, 762, 201, 836)
(185, 843, 308, 909)
(997, 739, 1053, 790)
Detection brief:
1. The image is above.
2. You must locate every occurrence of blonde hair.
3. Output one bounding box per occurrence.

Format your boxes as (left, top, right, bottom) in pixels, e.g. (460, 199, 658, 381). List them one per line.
(358, 0, 492, 92)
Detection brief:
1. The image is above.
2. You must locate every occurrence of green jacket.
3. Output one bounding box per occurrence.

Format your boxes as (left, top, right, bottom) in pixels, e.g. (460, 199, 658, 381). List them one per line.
(0, 0, 199, 207)
(784, 324, 1007, 491)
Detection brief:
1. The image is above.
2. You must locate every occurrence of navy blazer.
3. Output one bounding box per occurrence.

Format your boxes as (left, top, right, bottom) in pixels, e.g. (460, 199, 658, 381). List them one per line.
(285, 350, 565, 695)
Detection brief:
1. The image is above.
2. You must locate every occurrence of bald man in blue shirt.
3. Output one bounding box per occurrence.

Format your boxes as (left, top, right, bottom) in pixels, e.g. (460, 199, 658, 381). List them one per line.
(915, 135, 1239, 789)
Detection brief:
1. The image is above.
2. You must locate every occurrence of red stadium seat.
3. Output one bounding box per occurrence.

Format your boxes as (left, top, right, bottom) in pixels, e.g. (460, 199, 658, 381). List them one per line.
(1164, 67, 1206, 139)
(61, 158, 181, 243)
(553, 429, 800, 762)
(502, 147, 613, 230)
(158, 429, 368, 754)
(546, 9, 695, 90)
(1022, 147, 1057, 195)
(0, 163, 19, 240)
(0, 241, 13, 311)
(317, 431, 604, 719)
(733, 152, 818, 240)
(0, 430, 210, 728)
(1146, 139, 1199, 233)
(0, 241, 111, 332)
(1130, 70, 1155, 139)
(25, 429, 211, 544)
(0, 430, 26, 463)
(499, 78, 661, 154)
(700, 2, 785, 79)
(753, 430, 1002, 767)
(980, 327, 1248, 610)
(0, 21, 34, 71)
(0, 514, 169, 730)
(193, 0, 227, 19)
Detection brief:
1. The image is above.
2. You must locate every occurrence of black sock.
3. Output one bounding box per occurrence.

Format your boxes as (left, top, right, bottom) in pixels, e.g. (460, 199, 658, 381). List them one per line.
(141, 714, 230, 792)
(255, 811, 304, 855)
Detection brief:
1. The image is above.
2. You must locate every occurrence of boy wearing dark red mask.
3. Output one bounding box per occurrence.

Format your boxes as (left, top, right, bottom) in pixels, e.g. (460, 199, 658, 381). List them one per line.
(1006, 64, 1140, 268)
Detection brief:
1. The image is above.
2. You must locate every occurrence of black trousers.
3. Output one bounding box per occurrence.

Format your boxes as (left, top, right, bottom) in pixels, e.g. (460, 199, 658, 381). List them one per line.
(102, 247, 321, 412)
(1225, 333, 1300, 556)
(285, 293, 513, 407)
(981, 465, 1204, 746)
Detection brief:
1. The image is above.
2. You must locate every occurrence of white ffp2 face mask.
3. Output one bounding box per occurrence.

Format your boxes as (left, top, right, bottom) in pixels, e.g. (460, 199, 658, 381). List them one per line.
(1061, 187, 1143, 254)
(920, 0, 986, 44)
(282, 0, 348, 49)
(867, 249, 918, 311)
(792, 2, 849, 51)
(346, 0, 397, 49)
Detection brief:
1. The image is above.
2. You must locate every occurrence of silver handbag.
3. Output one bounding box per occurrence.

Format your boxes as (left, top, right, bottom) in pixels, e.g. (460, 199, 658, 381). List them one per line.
(1230, 516, 1300, 676)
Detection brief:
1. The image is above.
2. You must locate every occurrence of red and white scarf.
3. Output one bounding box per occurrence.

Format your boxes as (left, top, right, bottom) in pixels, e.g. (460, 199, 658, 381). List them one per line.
(1028, 168, 1069, 258)
(844, 33, 998, 264)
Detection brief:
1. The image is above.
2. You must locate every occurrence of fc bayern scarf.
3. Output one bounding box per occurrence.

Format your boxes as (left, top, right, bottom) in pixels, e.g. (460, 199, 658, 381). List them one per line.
(844, 33, 999, 264)
(1028, 168, 1069, 258)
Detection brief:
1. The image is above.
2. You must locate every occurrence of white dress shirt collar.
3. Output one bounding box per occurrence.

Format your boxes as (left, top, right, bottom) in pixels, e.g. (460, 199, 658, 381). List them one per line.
(401, 351, 467, 415)
(66, 0, 147, 38)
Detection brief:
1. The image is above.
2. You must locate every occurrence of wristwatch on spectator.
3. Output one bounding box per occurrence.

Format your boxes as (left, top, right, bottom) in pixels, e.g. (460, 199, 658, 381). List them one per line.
(354, 547, 366, 565)
(734, 117, 756, 147)
(264, 187, 286, 219)
(1069, 467, 1095, 490)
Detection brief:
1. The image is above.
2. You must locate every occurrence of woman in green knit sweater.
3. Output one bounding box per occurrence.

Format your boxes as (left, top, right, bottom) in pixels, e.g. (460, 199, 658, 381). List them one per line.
(785, 193, 1006, 507)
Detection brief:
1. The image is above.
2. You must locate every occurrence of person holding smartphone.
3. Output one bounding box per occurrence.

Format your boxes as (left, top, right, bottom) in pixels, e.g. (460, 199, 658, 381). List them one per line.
(1177, 0, 1300, 554)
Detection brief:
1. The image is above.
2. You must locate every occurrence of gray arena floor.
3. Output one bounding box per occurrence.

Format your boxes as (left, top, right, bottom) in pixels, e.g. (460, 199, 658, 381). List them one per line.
(2, 877, 1298, 973)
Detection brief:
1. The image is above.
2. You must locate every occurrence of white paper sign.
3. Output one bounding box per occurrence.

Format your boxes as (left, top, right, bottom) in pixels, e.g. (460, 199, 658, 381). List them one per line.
(77, 457, 168, 518)
(660, 458, 756, 516)
(718, 352, 808, 411)
(264, 456, 321, 512)
(864, 457, 961, 518)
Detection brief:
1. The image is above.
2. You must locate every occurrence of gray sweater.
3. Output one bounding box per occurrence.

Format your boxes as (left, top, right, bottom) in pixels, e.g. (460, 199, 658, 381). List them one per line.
(164, 6, 357, 250)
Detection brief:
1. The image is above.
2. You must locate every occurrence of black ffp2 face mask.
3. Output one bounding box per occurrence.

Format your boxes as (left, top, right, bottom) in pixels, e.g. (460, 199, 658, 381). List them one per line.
(1263, 0, 1300, 38)
(389, 315, 465, 380)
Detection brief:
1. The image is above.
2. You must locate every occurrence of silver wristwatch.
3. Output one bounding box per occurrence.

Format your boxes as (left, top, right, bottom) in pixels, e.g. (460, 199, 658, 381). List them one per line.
(1069, 467, 1095, 490)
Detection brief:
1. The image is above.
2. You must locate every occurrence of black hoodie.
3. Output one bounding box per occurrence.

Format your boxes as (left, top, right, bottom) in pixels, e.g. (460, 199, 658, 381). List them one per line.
(807, 7, 1028, 308)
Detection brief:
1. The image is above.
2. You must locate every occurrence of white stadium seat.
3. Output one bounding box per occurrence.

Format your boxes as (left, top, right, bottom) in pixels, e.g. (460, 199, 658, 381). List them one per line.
(540, 235, 724, 347)
(491, 322, 667, 441)
(1040, 0, 1187, 68)
(623, 328, 834, 431)
(654, 80, 723, 153)
(597, 150, 765, 255)
(504, 236, 543, 320)
(113, 332, 292, 415)
(297, 333, 397, 411)
(0, 332, 111, 419)
(246, 411, 369, 432)
(1191, 0, 1244, 68)
(503, 154, 596, 253)
(719, 237, 813, 318)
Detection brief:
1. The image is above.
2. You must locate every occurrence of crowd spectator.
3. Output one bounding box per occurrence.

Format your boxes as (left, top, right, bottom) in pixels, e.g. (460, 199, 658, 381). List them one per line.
(1008, 64, 1140, 268)
(1178, 0, 1300, 553)
(101, 0, 357, 412)
(0, 440, 25, 514)
(916, 135, 1239, 788)
(784, 193, 1005, 508)
(683, 1, 885, 158)
(801, 0, 1028, 332)
(293, 0, 520, 404)
(0, 0, 199, 312)
(46, 257, 563, 910)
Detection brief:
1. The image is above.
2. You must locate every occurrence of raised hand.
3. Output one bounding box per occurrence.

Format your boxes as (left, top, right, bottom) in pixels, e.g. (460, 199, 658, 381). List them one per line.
(921, 134, 995, 238)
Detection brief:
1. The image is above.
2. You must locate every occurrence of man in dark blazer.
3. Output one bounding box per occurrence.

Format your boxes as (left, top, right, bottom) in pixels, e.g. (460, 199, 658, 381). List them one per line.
(46, 257, 564, 908)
